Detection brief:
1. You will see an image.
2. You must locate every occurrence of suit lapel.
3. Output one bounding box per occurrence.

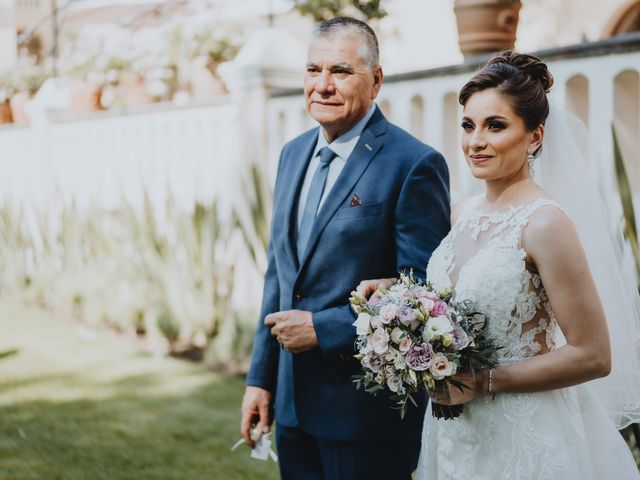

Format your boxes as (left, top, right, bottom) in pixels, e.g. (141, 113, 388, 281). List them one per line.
(282, 130, 319, 269)
(297, 111, 387, 271)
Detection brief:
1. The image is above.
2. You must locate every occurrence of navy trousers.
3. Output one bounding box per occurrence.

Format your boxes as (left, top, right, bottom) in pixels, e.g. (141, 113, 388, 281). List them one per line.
(276, 424, 420, 480)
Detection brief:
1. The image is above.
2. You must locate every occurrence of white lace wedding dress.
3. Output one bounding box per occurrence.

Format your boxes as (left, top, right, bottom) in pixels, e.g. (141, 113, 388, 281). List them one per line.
(416, 195, 640, 480)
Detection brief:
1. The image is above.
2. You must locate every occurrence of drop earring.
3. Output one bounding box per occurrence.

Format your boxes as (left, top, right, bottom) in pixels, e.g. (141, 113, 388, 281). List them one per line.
(527, 152, 535, 177)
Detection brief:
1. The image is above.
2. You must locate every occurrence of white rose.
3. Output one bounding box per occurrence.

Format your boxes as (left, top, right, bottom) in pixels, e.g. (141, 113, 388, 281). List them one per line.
(425, 315, 453, 339)
(370, 315, 384, 329)
(419, 298, 435, 312)
(353, 312, 371, 335)
(371, 327, 390, 354)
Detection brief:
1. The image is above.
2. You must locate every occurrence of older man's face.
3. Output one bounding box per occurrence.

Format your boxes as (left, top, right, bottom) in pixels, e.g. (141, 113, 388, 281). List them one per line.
(304, 34, 383, 142)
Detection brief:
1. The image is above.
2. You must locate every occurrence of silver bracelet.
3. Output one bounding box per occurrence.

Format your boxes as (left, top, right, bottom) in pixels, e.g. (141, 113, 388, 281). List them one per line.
(488, 369, 496, 400)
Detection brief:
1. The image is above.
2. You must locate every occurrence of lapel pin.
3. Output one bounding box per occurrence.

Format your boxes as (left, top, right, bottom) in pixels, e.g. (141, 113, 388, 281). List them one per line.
(364, 144, 372, 151)
(350, 194, 363, 207)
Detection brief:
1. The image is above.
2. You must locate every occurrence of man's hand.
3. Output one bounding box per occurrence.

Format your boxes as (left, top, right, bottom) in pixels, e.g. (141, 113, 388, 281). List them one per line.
(356, 277, 397, 300)
(241, 386, 272, 448)
(265, 310, 318, 353)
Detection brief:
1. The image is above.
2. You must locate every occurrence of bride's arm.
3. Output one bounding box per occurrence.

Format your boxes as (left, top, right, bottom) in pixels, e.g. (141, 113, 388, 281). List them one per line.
(440, 206, 611, 404)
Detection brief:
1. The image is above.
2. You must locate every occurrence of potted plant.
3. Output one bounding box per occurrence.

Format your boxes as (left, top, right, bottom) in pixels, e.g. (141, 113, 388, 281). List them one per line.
(0, 76, 16, 124)
(8, 57, 48, 124)
(292, 0, 387, 21)
(63, 50, 105, 113)
(183, 26, 241, 98)
(180, 24, 242, 99)
(453, 0, 522, 58)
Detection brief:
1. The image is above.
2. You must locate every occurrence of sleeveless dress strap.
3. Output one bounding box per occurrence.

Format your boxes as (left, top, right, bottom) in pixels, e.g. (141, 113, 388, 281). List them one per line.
(511, 198, 569, 248)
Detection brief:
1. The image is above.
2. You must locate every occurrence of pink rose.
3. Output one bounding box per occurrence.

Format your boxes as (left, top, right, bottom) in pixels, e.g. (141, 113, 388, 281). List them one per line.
(430, 353, 456, 380)
(399, 336, 413, 353)
(431, 300, 449, 317)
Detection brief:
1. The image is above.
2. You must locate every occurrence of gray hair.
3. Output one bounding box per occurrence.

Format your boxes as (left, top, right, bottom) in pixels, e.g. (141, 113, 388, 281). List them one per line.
(312, 16, 379, 69)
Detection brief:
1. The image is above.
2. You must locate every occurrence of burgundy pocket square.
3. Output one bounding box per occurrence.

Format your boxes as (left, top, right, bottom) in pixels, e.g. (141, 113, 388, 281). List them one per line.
(350, 195, 363, 207)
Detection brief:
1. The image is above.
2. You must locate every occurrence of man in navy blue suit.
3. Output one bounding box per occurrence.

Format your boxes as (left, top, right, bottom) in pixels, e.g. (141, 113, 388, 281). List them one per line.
(241, 16, 450, 479)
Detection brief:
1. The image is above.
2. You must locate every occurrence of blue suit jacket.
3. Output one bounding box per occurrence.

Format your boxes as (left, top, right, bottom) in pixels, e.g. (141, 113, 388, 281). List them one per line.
(247, 107, 450, 443)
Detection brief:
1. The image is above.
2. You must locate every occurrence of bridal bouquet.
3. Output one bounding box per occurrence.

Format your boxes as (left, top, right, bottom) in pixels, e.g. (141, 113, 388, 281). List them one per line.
(350, 272, 499, 419)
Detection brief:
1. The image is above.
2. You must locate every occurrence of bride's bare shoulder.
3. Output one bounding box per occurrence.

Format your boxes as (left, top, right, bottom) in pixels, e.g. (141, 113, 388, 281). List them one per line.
(522, 202, 578, 259)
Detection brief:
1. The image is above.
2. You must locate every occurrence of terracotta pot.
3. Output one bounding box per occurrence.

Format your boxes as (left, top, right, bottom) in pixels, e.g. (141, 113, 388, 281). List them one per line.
(10, 92, 31, 125)
(119, 73, 151, 108)
(0, 101, 12, 124)
(453, 0, 521, 58)
(71, 81, 103, 113)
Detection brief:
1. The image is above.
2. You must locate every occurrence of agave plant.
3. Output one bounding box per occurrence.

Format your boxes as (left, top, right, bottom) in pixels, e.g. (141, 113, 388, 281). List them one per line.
(612, 124, 640, 456)
(231, 162, 272, 274)
(0, 188, 244, 360)
(612, 125, 640, 280)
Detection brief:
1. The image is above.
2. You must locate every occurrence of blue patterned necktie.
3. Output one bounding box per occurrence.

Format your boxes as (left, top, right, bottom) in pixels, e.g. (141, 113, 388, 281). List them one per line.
(296, 146, 337, 261)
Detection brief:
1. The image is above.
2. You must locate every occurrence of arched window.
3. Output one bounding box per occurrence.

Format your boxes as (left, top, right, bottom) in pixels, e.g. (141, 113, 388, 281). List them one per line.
(566, 74, 589, 128)
(410, 95, 425, 140)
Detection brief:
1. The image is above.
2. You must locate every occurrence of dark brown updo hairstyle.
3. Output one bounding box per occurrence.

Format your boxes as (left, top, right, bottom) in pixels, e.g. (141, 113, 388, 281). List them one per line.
(458, 50, 554, 132)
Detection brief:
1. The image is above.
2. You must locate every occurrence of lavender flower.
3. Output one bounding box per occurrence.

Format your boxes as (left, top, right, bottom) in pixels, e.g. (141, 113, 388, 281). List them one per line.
(452, 327, 470, 350)
(362, 353, 385, 373)
(405, 342, 434, 371)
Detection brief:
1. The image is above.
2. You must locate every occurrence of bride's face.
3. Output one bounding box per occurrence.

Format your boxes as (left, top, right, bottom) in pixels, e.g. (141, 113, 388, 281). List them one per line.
(461, 88, 542, 181)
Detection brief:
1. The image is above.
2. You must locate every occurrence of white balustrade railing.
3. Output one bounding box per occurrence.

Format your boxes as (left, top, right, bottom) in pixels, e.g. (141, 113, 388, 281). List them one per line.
(0, 101, 240, 215)
(0, 37, 638, 223)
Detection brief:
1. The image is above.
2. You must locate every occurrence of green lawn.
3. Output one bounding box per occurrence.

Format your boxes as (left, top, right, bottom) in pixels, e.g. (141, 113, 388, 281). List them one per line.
(1, 299, 637, 479)
(0, 299, 279, 480)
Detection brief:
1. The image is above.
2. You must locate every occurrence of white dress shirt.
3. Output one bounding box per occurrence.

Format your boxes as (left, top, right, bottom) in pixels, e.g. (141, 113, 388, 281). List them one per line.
(296, 103, 377, 229)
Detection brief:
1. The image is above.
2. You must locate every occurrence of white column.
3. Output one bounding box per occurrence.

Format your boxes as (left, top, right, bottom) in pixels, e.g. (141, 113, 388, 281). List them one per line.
(0, 0, 17, 73)
(219, 27, 305, 180)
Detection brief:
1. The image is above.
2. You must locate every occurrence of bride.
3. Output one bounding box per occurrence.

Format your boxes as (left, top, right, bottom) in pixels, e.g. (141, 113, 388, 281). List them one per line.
(359, 51, 640, 479)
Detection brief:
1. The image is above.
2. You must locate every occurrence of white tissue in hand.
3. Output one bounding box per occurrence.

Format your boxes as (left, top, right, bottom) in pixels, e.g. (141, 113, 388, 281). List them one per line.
(251, 433, 272, 461)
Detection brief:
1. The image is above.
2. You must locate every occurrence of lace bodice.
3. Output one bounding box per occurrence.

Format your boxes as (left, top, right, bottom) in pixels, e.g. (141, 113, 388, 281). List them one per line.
(418, 196, 640, 480)
(427, 196, 565, 364)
